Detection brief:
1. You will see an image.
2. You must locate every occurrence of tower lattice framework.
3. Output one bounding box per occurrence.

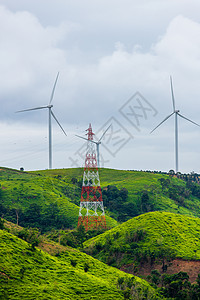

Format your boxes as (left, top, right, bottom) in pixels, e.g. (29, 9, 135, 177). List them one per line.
(78, 124, 106, 231)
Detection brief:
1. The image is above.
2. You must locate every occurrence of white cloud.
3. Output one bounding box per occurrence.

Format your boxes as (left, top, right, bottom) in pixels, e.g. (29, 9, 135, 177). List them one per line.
(154, 15, 200, 70)
(0, 5, 74, 96)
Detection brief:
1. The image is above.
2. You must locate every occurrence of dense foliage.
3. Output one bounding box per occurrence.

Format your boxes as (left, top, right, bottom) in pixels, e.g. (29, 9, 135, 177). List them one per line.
(148, 270, 200, 299)
(102, 185, 131, 222)
(45, 224, 106, 249)
(100, 169, 200, 221)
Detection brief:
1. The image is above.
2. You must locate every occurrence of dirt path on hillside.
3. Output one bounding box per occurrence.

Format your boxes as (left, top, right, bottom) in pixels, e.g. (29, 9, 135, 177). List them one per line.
(120, 259, 200, 283)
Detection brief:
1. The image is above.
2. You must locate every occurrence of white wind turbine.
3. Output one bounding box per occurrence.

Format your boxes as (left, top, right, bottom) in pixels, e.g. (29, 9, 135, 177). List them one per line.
(151, 76, 200, 173)
(16, 72, 67, 169)
(76, 125, 111, 168)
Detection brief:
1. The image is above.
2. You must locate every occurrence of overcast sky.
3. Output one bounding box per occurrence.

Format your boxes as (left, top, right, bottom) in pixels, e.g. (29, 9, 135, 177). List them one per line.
(0, 0, 200, 173)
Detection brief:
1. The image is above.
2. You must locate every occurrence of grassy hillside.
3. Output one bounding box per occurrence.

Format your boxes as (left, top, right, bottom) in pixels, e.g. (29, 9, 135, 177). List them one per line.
(1, 167, 200, 232)
(0, 167, 117, 231)
(99, 169, 200, 221)
(84, 211, 200, 268)
(31, 168, 200, 222)
(0, 229, 159, 299)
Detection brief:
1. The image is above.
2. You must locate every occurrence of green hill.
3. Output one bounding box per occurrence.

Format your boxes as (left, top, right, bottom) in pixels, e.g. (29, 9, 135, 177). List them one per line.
(31, 168, 200, 222)
(1, 167, 200, 233)
(0, 167, 117, 232)
(0, 229, 159, 299)
(84, 211, 200, 267)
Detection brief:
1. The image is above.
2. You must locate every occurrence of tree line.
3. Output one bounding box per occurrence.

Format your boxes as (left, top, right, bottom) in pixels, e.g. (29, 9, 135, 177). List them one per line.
(0, 202, 70, 233)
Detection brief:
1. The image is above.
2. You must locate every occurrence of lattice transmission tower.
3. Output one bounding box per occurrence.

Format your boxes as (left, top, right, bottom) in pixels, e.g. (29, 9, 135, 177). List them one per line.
(77, 124, 106, 231)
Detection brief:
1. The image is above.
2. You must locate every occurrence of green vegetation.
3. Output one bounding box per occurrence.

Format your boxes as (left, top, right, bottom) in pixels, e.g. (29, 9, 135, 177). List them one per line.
(84, 211, 200, 267)
(0, 167, 117, 232)
(98, 169, 200, 221)
(33, 168, 200, 221)
(0, 229, 159, 299)
(1, 167, 200, 231)
(2, 167, 200, 298)
(45, 225, 107, 249)
(102, 185, 129, 222)
(148, 271, 200, 299)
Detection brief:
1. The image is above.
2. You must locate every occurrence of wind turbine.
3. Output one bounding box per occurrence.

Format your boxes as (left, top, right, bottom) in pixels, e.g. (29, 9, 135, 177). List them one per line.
(76, 125, 111, 168)
(150, 76, 200, 173)
(16, 72, 67, 169)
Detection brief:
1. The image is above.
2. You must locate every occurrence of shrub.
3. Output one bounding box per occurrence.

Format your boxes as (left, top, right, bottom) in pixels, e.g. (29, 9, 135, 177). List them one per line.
(84, 262, 90, 272)
(17, 228, 40, 249)
(70, 259, 77, 267)
(0, 218, 4, 229)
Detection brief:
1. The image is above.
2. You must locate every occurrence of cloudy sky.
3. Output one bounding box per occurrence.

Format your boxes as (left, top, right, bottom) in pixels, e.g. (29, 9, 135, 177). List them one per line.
(0, 0, 200, 173)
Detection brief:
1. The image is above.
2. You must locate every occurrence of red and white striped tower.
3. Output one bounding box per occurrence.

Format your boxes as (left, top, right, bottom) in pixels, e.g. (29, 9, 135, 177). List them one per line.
(78, 124, 106, 231)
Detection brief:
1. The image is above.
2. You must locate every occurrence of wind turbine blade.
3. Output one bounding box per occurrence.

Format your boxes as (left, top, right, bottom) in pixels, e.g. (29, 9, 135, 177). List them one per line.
(75, 135, 97, 144)
(51, 111, 67, 136)
(16, 106, 48, 113)
(150, 112, 175, 133)
(49, 72, 59, 104)
(170, 75, 176, 112)
(97, 124, 111, 142)
(177, 113, 200, 127)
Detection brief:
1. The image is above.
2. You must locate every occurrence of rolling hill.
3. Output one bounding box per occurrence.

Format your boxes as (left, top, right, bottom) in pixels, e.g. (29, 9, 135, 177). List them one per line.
(31, 168, 200, 223)
(1, 167, 200, 231)
(0, 228, 160, 299)
(83, 211, 200, 281)
(0, 167, 117, 232)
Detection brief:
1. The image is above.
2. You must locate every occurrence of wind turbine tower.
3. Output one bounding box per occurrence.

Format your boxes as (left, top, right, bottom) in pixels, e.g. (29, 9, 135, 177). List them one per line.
(16, 72, 67, 169)
(151, 76, 200, 173)
(78, 124, 106, 231)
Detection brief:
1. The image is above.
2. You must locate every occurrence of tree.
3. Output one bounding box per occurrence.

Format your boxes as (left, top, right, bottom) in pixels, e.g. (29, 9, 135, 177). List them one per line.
(169, 169, 175, 176)
(158, 178, 170, 192)
(151, 270, 161, 285)
(0, 218, 4, 229)
(22, 203, 42, 228)
(156, 245, 176, 273)
(168, 186, 179, 201)
(119, 188, 128, 200)
(43, 202, 59, 225)
(10, 200, 22, 226)
(41, 202, 69, 232)
(141, 191, 153, 213)
(17, 227, 40, 249)
(102, 185, 128, 213)
(161, 272, 190, 299)
(76, 224, 86, 248)
(71, 177, 78, 184)
(60, 231, 77, 248)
